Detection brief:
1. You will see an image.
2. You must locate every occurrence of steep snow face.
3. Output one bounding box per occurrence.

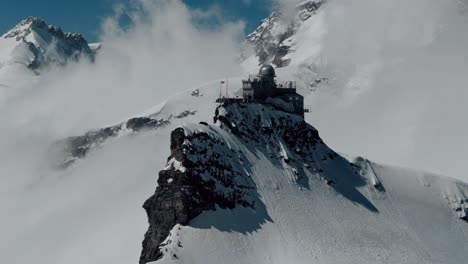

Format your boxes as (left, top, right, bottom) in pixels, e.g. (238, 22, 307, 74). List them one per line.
(141, 102, 468, 264)
(243, 0, 468, 182)
(240, 0, 327, 95)
(241, 0, 324, 69)
(0, 17, 94, 71)
(0, 17, 95, 104)
(140, 102, 324, 263)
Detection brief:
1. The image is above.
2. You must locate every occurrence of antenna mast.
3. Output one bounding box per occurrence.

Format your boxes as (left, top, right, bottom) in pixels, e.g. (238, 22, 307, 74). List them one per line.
(219, 80, 222, 99)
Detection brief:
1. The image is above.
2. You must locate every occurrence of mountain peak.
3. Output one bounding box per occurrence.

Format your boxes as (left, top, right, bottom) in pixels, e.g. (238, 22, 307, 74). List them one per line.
(5, 16, 52, 39)
(38, 78, 468, 264)
(3, 16, 88, 45)
(21, 16, 47, 26)
(0, 16, 94, 72)
(137, 101, 468, 263)
(242, 0, 324, 69)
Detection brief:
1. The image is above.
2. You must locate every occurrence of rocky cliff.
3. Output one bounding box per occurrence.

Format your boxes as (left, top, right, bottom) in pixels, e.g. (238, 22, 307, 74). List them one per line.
(139, 102, 468, 263)
(140, 102, 357, 263)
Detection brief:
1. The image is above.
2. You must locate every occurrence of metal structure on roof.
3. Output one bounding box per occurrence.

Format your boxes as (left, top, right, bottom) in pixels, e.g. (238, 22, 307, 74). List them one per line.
(216, 65, 308, 117)
(258, 65, 276, 77)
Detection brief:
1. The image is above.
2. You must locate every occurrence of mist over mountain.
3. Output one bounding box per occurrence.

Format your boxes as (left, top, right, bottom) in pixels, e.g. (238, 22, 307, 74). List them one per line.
(0, 16, 96, 104)
(0, 0, 467, 264)
(243, 0, 468, 181)
(1, 16, 94, 69)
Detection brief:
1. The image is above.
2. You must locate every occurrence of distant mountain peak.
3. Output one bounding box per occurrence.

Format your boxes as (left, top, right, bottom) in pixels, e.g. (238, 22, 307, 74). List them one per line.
(241, 0, 324, 68)
(4, 16, 84, 41)
(0, 16, 94, 72)
(19, 16, 48, 28)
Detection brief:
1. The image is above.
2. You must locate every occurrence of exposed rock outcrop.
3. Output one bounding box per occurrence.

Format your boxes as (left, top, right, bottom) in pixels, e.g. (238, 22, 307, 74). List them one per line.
(140, 102, 468, 263)
(140, 125, 257, 263)
(140, 102, 331, 263)
(52, 117, 170, 168)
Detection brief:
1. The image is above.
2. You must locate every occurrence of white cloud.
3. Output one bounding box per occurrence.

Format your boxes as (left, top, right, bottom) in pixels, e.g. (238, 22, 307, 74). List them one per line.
(1, 0, 245, 135)
(300, 0, 468, 181)
(2, 1, 468, 263)
(0, 1, 245, 263)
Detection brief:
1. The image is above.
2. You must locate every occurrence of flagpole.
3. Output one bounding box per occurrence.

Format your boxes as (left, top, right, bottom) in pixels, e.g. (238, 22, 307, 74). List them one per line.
(226, 77, 229, 98)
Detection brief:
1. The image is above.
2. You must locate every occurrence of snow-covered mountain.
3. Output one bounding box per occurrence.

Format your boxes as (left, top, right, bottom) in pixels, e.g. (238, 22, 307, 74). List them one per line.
(241, 0, 324, 69)
(137, 93, 468, 264)
(0, 17, 97, 105)
(2, 3, 468, 263)
(46, 81, 468, 264)
(1, 67, 466, 263)
(0, 17, 95, 73)
(240, 0, 328, 93)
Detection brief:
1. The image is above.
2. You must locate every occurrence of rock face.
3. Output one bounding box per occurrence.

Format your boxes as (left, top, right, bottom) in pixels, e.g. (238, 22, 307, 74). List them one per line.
(140, 102, 330, 263)
(53, 117, 170, 168)
(449, 197, 468, 222)
(140, 124, 258, 263)
(242, 0, 324, 68)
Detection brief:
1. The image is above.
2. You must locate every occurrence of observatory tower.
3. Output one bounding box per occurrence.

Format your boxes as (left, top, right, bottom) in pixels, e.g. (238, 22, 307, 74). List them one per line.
(242, 65, 305, 115)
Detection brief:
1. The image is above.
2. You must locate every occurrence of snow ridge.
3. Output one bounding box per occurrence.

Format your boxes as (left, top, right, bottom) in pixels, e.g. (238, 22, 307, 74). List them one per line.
(141, 102, 468, 264)
(0, 16, 94, 72)
(53, 111, 197, 168)
(141, 102, 375, 263)
(242, 0, 324, 68)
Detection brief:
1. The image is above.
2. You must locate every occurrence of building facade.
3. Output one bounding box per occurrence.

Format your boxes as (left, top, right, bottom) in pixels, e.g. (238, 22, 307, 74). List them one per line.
(242, 65, 304, 115)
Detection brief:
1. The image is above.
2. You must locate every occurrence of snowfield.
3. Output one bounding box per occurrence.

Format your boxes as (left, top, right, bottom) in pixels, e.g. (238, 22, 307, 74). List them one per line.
(140, 94, 468, 264)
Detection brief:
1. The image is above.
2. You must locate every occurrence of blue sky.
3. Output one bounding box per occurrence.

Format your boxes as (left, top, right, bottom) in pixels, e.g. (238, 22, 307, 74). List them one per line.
(0, 0, 270, 42)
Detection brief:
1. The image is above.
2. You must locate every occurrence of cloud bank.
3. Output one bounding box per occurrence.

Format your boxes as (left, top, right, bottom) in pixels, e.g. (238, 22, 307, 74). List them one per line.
(301, 0, 468, 181)
(1, 0, 244, 135)
(2, 0, 468, 263)
(0, 1, 244, 263)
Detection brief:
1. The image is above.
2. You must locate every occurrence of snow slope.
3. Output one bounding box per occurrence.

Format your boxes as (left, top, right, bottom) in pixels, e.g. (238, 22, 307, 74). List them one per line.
(0, 17, 95, 104)
(243, 0, 468, 182)
(0, 79, 235, 264)
(139, 95, 468, 264)
(157, 161, 468, 263)
(0, 17, 94, 71)
(241, 0, 324, 69)
(1, 74, 467, 264)
(240, 0, 328, 99)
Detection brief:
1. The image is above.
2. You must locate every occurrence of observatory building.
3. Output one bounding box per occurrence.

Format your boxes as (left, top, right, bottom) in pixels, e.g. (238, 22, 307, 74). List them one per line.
(242, 65, 305, 115)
